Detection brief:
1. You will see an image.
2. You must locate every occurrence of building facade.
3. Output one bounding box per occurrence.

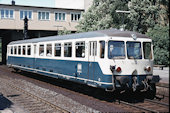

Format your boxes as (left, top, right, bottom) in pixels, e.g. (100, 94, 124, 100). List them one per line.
(0, 2, 85, 64)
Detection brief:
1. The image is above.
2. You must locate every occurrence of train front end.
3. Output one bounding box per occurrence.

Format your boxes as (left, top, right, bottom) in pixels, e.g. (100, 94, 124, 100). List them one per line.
(108, 35, 160, 97)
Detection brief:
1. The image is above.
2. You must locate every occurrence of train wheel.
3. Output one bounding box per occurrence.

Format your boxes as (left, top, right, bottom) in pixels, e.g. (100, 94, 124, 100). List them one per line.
(146, 83, 156, 99)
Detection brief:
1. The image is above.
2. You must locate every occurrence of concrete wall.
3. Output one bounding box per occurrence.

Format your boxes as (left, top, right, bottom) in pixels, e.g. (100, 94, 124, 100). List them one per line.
(55, 0, 84, 10)
(84, 0, 93, 11)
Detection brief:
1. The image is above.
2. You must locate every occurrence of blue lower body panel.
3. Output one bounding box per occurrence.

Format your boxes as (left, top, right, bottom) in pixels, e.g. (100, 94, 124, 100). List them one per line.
(7, 56, 113, 90)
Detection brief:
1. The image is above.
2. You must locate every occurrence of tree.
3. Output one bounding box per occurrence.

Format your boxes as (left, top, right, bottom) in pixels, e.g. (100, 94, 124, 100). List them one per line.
(128, 0, 169, 33)
(76, 0, 129, 32)
(146, 25, 169, 66)
(58, 28, 72, 35)
(128, 0, 159, 34)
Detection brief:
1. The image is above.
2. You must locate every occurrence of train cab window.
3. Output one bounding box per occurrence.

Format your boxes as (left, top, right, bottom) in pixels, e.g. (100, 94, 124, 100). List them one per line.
(46, 44, 52, 57)
(39, 45, 44, 56)
(11, 46, 13, 54)
(23, 46, 26, 55)
(64, 42, 72, 57)
(143, 42, 152, 59)
(27, 45, 31, 55)
(54, 43, 61, 57)
(75, 42, 85, 58)
(18, 46, 21, 55)
(108, 41, 125, 59)
(14, 46, 17, 55)
(100, 41, 105, 58)
(126, 42, 142, 59)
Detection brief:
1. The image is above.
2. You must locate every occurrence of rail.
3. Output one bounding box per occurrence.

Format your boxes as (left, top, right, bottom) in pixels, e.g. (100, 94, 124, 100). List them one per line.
(117, 97, 169, 113)
(5, 81, 70, 113)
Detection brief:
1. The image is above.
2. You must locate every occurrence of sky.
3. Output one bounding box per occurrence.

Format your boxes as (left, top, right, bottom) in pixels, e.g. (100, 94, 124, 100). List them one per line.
(0, 0, 56, 7)
(0, 0, 84, 9)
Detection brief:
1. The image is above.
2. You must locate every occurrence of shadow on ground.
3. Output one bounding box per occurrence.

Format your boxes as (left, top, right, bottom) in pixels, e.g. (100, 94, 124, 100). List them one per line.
(14, 70, 153, 103)
(0, 93, 13, 110)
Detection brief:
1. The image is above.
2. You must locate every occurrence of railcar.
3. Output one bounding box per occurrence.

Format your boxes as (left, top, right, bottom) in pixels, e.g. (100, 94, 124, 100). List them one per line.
(7, 29, 160, 98)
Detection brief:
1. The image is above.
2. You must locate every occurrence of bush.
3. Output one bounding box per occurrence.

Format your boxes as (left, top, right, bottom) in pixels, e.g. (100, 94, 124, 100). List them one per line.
(146, 25, 169, 66)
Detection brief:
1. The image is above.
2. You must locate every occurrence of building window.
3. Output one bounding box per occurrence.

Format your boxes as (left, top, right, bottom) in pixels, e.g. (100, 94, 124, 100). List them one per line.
(27, 45, 31, 55)
(22, 46, 26, 55)
(38, 11, 50, 20)
(18, 46, 21, 55)
(64, 43, 72, 57)
(0, 9, 14, 19)
(55, 12, 66, 21)
(39, 45, 44, 56)
(71, 13, 81, 21)
(75, 42, 85, 58)
(46, 44, 52, 57)
(100, 41, 105, 58)
(20, 10, 32, 19)
(54, 43, 61, 57)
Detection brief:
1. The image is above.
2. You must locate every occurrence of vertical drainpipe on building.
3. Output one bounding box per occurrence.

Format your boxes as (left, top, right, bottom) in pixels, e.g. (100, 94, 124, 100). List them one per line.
(23, 16, 28, 40)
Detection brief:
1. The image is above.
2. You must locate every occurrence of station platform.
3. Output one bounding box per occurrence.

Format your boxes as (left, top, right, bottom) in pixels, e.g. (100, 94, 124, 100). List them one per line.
(153, 67, 169, 84)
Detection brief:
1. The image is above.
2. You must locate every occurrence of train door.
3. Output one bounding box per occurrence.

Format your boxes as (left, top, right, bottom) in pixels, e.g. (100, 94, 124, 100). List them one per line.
(88, 41, 97, 83)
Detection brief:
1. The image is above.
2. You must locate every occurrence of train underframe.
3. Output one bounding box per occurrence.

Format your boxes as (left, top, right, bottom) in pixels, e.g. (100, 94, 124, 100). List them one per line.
(112, 74, 160, 99)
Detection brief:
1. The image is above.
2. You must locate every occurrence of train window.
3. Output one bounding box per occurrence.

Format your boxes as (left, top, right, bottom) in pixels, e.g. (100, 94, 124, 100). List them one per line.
(46, 44, 52, 57)
(75, 42, 85, 58)
(126, 42, 142, 59)
(14, 46, 17, 55)
(27, 45, 31, 55)
(64, 42, 72, 57)
(23, 46, 26, 55)
(54, 43, 61, 57)
(143, 42, 152, 59)
(18, 46, 21, 55)
(11, 46, 13, 54)
(108, 41, 125, 59)
(89, 41, 97, 56)
(39, 45, 44, 56)
(100, 41, 105, 58)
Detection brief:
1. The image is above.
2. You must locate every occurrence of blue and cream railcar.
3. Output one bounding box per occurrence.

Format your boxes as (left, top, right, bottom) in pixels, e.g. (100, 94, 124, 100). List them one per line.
(7, 29, 160, 94)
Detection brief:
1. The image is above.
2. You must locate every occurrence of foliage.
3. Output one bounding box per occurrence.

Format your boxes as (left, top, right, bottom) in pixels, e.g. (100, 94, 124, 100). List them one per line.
(128, 0, 169, 34)
(76, 0, 129, 32)
(146, 25, 169, 66)
(58, 28, 72, 35)
(128, 0, 159, 33)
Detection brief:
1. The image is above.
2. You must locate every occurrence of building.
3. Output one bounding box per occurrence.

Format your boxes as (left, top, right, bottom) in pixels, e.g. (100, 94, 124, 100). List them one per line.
(0, 0, 94, 64)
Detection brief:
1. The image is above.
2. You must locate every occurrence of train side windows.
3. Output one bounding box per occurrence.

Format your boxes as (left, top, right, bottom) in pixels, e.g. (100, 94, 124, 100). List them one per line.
(64, 42, 72, 57)
(18, 46, 21, 55)
(27, 45, 31, 55)
(75, 42, 85, 58)
(54, 43, 61, 57)
(14, 46, 17, 55)
(100, 41, 105, 58)
(46, 44, 52, 57)
(23, 46, 26, 55)
(11, 46, 13, 54)
(39, 45, 44, 56)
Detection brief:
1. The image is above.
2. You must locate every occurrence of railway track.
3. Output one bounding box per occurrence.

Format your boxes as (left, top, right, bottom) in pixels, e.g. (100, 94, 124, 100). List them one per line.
(0, 65, 169, 112)
(117, 95, 169, 112)
(0, 78, 70, 113)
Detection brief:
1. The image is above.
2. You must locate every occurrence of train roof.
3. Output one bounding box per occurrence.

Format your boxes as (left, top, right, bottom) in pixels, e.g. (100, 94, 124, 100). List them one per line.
(8, 29, 150, 45)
